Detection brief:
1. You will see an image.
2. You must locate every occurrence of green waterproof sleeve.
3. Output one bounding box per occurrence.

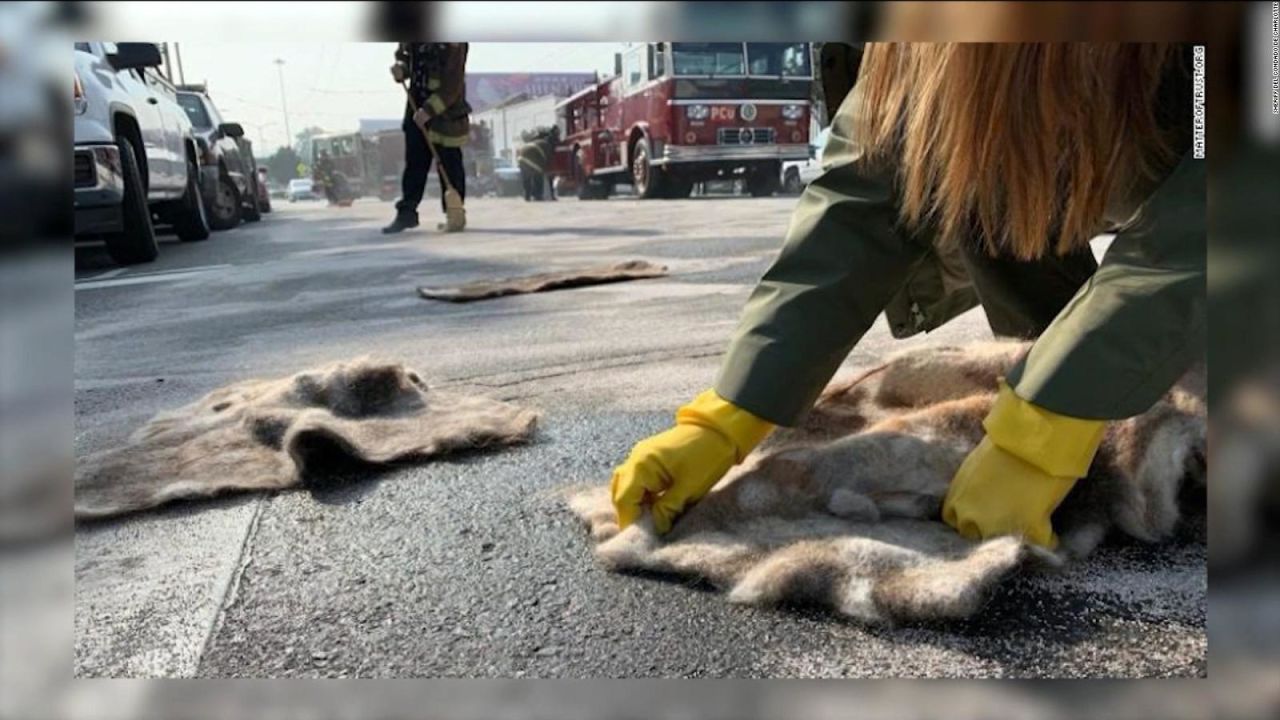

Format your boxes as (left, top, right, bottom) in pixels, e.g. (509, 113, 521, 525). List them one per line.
(713, 121, 929, 426)
(1006, 151, 1206, 419)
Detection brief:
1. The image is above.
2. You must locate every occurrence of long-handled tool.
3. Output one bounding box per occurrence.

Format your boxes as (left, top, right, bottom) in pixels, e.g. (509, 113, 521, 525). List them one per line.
(402, 82, 466, 232)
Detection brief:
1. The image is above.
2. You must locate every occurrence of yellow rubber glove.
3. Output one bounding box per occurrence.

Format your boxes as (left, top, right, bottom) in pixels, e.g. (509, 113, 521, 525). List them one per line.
(611, 390, 773, 534)
(942, 381, 1107, 549)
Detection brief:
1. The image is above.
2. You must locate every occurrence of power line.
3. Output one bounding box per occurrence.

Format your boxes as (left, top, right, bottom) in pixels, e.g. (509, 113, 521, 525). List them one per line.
(303, 87, 401, 95)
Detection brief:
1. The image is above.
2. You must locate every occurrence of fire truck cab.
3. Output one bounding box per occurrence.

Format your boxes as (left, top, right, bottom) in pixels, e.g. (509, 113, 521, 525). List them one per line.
(553, 42, 813, 199)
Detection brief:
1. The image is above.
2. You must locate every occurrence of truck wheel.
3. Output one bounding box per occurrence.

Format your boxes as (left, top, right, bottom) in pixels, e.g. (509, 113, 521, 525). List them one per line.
(746, 164, 781, 197)
(170, 156, 211, 242)
(783, 167, 803, 195)
(242, 176, 262, 222)
(573, 148, 594, 200)
(630, 138, 665, 199)
(105, 136, 158, 265)
(208, 170, 242, 230)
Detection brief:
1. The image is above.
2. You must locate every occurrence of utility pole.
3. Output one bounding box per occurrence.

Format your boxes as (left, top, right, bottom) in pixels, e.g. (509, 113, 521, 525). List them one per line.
(501, 106, 509, 159)
(273, 58, 292, 151)
(252, 122, 276, 153)
(161, 43, 174, 82)
(174, 42, 186, 85)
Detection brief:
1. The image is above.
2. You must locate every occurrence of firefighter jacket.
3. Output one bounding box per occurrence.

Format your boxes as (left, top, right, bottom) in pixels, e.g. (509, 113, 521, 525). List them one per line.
(396, 43, 471, 147)
(517, 137, 553, 174)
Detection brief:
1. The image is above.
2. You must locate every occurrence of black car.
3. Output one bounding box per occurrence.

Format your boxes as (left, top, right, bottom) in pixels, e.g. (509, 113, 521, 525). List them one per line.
(176, 86, 263, 229)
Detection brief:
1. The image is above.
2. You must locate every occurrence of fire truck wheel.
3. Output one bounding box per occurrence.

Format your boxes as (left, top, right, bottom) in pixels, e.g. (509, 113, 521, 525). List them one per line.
(630, 138, 666, 199)
(783, 167, 803, 195)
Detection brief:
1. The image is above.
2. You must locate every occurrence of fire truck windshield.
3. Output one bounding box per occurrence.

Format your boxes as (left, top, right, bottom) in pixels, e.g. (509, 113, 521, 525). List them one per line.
(670, 43, 746, 77)
(745, 43, 812, 78)
(316, 135, 356, 158)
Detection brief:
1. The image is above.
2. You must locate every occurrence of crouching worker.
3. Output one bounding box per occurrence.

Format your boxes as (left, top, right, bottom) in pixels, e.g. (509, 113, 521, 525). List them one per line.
(517, 127, 559, 202)
(384, 42, 471, 234)
(313, 151, 352, 207)
(610, 43, 1204, 548)
(313, 151, 336, 205)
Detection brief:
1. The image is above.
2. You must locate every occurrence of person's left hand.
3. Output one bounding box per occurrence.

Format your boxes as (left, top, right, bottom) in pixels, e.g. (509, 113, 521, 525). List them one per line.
(412, 108, 431, 129)
(942, 436, 1077, 548)
(942, 381, 1107, 549)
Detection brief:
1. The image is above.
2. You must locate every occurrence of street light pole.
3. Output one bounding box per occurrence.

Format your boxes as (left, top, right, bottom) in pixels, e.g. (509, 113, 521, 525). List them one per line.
(273, 58, 292, 151)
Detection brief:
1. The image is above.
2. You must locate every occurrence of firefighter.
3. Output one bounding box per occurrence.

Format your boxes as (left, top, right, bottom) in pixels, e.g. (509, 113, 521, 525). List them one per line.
(383, 42, 471, 234)
(516, 131, 543, 201)
(313, 151, 338, 206)
(609, 44, 1203, 548)
(543, 128, 558, 202)
(516, 127, 559, 202)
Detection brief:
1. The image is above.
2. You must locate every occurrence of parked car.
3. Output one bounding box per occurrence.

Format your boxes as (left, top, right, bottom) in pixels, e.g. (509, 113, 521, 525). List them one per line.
(255, 166, 272, 213)
(175, 85, 263, 229)
(492, 158, 522, 197)
(73, 42, 210, 264)
(287, 178, 317, 202)
(781, 126, 831, 194)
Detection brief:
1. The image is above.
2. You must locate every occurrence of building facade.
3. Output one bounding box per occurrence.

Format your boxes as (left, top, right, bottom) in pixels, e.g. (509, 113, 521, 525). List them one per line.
(473, 95, 563, 162)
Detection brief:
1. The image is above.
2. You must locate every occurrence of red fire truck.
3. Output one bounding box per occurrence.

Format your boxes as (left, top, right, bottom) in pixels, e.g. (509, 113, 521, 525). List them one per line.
(551, 42, 813, 199)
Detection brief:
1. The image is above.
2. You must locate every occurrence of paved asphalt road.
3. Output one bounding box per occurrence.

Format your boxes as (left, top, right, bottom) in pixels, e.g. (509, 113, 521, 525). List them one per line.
(73, 195, 1205, 678)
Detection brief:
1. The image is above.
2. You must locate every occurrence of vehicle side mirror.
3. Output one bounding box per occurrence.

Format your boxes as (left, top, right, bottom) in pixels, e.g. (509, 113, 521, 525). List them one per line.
(219, 123, 245, 139)
(108, 43, 163, 71)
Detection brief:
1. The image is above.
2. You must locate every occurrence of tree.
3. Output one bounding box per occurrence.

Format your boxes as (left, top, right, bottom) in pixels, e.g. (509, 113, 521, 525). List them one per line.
(265, 146, 303, 185)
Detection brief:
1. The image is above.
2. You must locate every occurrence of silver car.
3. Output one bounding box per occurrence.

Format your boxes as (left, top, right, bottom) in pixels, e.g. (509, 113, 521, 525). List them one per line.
(288, 178, 317, 202)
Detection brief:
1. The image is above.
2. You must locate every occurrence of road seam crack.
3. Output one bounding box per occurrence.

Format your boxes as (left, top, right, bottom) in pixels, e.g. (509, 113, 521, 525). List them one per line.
(193, 496, 265, 676)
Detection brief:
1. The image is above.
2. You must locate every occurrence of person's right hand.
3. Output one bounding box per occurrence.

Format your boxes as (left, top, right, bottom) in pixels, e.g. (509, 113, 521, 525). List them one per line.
(611, 390, 773, 534)
(390, 64, 406, 83)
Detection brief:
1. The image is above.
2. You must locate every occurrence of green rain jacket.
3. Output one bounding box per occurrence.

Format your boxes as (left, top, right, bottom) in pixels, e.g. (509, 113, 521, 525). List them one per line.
(715, 82, 1204, 426)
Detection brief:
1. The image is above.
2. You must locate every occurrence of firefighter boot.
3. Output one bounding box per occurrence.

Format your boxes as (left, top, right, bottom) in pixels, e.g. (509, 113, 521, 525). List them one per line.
(382, 211, 419, 234)
(436, 190, 466, 232)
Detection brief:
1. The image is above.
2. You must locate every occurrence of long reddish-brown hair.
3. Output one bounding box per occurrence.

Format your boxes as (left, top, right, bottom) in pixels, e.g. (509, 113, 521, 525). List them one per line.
(854, 43, 1178, 259)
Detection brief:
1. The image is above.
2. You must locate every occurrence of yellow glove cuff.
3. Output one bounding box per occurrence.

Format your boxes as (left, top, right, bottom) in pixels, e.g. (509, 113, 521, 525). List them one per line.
(676, 390, 774, 463)
(983, 381, 1107, 478)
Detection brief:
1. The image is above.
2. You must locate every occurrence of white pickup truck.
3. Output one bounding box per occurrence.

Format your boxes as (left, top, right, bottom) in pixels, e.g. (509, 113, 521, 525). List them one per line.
(781, 126, 830, 195)
(73, 42, 210, 264)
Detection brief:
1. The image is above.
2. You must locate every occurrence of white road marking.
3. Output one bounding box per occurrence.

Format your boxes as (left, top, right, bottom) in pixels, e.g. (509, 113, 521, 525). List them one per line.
(74, 264, 232, 291)
(80, 267, 127, 282)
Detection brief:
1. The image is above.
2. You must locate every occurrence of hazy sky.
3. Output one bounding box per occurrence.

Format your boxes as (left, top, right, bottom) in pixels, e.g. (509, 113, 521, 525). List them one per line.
(172, 42, 626, 154)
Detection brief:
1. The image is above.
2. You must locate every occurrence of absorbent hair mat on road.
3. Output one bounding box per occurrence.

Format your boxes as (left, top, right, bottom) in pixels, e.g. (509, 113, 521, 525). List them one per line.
(76, 358, 538, 519)
(569, 341, 1206, 626)
(417, 260, 667, 302)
